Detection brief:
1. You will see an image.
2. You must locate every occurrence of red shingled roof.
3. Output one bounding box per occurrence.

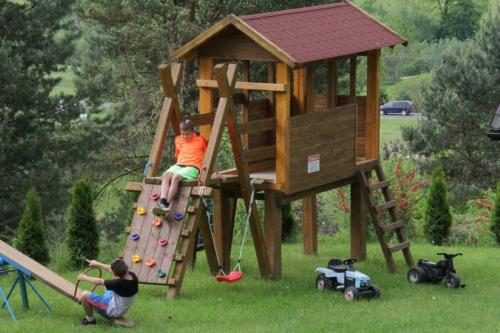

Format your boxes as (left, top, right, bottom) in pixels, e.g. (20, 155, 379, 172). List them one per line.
(240, 1, 406, 65)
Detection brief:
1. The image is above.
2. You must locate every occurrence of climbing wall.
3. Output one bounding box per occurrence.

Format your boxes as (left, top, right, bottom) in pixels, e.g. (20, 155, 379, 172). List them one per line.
(122, 183, 192, 284)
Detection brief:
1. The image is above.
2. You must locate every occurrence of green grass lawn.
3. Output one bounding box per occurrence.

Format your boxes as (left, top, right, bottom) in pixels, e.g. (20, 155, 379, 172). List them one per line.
(380, 116, 418, 145)
(1, 241, 499, 332)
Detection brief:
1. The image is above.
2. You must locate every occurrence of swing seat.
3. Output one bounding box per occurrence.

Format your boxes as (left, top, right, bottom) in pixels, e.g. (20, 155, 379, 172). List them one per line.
(216, 271, 243, 283)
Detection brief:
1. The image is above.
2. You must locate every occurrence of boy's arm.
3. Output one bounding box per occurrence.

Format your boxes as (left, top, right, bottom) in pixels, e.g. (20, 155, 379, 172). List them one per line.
(78, 274, 105, 285)
(86, 259, 112, 273)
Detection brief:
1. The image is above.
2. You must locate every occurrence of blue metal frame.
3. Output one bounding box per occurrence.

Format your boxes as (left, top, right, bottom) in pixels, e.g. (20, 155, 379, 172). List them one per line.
(0, 255, 51, 321)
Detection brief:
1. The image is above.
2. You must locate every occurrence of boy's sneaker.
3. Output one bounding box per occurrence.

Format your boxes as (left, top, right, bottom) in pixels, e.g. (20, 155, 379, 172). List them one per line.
(152, 198, 170, 216)
(81, 318, 96, 326)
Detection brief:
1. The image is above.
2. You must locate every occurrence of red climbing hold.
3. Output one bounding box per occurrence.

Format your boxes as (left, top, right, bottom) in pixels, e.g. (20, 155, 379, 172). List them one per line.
(150, 193, 160, 201)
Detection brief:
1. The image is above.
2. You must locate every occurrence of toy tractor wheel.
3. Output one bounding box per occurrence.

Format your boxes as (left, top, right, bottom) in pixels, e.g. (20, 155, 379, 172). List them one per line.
(407, 267, 425, 284)
(344, 286, 359, 301)
(369, 285, 381, 298)
(445, 273, 461, 289)
(315, 274, 332, 291)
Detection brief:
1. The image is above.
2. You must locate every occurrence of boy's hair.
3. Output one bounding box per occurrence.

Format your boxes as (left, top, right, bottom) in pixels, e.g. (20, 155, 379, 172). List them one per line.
(180, 119, 194, 132)
(111, 258, 129, 278)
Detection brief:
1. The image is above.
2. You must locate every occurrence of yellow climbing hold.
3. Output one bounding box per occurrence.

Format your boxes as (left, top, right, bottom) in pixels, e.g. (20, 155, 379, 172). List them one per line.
(132, 255, 142, 263)
(136, 207, 146, 215)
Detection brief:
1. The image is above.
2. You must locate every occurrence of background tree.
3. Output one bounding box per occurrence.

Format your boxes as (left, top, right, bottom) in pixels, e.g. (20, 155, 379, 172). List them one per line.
(281, 203, 297, 242)
(403, 4, 500, 194)
(0, 0, 94, 240)
(424, 167, 452, 245)
(66, 178, 99, 268)
(490, 183, 500, 245)
(13, 188, 50, 264)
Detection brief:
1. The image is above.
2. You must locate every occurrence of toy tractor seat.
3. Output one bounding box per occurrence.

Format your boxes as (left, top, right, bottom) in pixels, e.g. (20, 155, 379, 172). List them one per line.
(328, 259, 348, 272)
(418, 259, 435, 266)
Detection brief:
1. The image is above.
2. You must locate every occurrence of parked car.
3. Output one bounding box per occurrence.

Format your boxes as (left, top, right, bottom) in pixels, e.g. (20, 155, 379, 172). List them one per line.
(380, 100, 413, 116)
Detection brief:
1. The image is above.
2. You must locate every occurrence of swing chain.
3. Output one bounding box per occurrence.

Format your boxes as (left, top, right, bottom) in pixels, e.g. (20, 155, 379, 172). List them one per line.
(234, 179, 257, 272)
(200, 186, 225, 275)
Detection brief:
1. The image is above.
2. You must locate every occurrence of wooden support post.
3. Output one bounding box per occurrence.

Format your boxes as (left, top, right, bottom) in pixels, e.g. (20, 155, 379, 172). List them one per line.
(327, 60, 338, 108)
(350, 181, 367, 260)
(366, 50, 381, 159)
(275, 63, 290, 190)
(216, 64, 272, 278)
(199, 58, 214, 140)
(349, 56, 357, 104)
(302, 196, 317, 255)
(292, 67, 307, 115)
(214, 190, 236, 273)
(197, 204, 219, 274)
(265, 190, 282, 278)
(267, 62, 275, 110)
(147, 63, 183, 177)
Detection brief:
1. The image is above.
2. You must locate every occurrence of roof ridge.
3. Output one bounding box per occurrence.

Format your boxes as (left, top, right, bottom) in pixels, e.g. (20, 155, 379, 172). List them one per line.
(240, 1, 348, 21)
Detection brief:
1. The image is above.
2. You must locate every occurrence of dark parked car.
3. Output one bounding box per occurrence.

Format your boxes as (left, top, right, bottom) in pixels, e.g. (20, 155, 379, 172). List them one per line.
(380, 100, 413, 116)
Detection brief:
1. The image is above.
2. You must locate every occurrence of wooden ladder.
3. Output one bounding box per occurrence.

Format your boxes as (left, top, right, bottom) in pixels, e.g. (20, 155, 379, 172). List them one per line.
(357, 162, 414, 273)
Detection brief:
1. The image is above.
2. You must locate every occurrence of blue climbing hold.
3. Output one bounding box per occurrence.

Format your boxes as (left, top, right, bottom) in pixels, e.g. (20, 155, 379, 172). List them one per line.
(157, 270, 166, 278)
(131, 233, 140, 241)
(174, 212, 183, 221)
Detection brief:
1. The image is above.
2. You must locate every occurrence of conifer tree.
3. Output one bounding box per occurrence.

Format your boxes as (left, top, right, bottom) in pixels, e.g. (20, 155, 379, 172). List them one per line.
(13, 188, 50, 264)
(490, 183, 500, 245)
(66, 178, 99, 268)
(424, 167, 452, 245)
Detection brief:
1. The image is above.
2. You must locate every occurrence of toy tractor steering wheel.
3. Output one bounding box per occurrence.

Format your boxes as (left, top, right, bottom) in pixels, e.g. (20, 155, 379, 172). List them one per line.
(342, 258, 358, 271)
(437, 253, 463, 259)
(73, 266, 103, 299)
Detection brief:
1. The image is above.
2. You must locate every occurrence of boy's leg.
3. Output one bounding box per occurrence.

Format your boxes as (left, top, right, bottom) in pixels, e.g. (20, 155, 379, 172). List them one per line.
(161, 171, 173, 199)
(79, 291, 96, 325)
(167, 174, 183, 204)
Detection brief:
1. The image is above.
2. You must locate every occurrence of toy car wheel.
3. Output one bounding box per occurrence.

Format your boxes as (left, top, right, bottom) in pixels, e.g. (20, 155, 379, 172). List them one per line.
(402, 110, 408, 116)
(315, 274, 331, 291)
(445, 273, 461, 289)
(344, 286, 359, 301)
(369, 285, 381, 298)
(407, 267, 425, 284)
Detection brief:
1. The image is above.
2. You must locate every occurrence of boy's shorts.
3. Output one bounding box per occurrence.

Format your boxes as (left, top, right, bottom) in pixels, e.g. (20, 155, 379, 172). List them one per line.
(167, 165, 199, 180)
(85, 290, 113, 319)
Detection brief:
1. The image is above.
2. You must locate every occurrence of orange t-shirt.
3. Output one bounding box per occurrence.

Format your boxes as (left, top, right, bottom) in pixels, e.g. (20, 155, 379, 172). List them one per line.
(175, 134, 207, 171)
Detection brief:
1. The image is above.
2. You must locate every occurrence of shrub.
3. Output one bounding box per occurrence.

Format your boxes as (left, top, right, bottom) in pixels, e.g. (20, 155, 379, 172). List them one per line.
(13, 188, 50, 264)
(490, 183, 500, 245)
(66, 178, 99, 269)
(424, 167, 452, 245)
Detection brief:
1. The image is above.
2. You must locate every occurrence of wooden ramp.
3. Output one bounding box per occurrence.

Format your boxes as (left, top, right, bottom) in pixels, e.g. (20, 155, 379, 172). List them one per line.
(0, 240, 82, 301)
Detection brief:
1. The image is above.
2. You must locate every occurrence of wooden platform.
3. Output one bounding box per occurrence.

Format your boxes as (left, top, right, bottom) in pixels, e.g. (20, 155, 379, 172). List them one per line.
(0, 240, 82, 301)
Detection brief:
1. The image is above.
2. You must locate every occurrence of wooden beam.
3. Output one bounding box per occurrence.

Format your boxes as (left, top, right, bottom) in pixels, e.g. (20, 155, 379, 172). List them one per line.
(196, 79, 286, 92)
(265, 190, 282, 278)
(125, 182, 142, 192)
(197, 204, 219, 274)
(236, 117, 276, 135)
(293, 67, 307, 115)
(366, 50, 381, 159)
(147, 63, 183, 177)
(275, 63, 291, 191)
(199, 58, 214, 140)
(188, 112, 215, 127)
(241, 61, 250, 148)
(242, 145, 276, 163)
(268, 62, 275, 110)
(302, 196, 317, 255)
(306, 66, 314, 113)
(350, 181, 367, 260)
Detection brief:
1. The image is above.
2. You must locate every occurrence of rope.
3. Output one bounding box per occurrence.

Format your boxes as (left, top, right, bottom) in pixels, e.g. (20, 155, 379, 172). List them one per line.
(200, 186, 225, 275)
(234, 179, 257, 271)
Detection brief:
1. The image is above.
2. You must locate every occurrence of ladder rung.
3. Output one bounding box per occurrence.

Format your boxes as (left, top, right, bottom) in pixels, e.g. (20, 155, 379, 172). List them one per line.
(389, 241, 410, 253)
(174, 254, 184, 262)
(186, 206, 196, 214)
(166, 278, 177, 286)
(376, 200, 395, 212)
(368, 180, 389, 191)
(381, 221, 404, 232)
(180, 230, 191, 238)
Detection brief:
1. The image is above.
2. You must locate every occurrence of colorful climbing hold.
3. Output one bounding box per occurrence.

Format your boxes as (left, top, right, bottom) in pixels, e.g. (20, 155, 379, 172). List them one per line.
(152, 217, 163, 227)
(146, 259, 156, 267)
(150, 193, 160, 201)
(159, 239, 168, 247)
(130, 233, 140, 241)
(174, 212, 184, 221)
(157, 270, 166, 278)
(132, 255, 142, 263)
(136, 207, 146, 215)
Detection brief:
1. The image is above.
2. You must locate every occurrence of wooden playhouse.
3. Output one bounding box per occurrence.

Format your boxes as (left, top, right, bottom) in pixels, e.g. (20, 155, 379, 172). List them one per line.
(123, 1, 414, 299)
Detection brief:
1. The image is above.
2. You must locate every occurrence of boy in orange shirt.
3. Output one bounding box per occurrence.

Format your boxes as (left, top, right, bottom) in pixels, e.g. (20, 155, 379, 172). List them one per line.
(153, 119, 207, 216)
